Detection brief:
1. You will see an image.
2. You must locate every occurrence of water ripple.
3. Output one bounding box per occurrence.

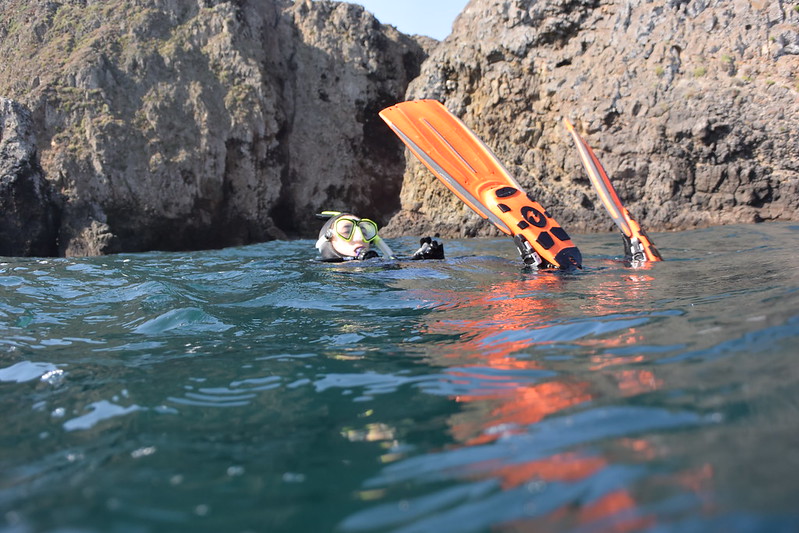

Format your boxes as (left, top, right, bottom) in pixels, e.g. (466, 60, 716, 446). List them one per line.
(131, 307, 232, 335)
(0, 361, 60, 383)
(63, 400, 143, 431)
(364, 406, 709, 487)
(1, 225, 798, 532)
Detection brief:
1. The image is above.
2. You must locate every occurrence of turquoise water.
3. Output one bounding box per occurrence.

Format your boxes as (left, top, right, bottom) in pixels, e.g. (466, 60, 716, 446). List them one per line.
(2, 223, 798, 533)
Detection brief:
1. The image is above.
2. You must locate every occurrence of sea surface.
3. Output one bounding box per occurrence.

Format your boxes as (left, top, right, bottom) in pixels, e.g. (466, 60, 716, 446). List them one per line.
(1, 223, 798, 533)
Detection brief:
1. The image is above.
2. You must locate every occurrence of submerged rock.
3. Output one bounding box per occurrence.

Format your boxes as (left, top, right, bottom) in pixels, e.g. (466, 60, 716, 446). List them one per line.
(384, 0, 799, 237)
(0, 98, 59, 257)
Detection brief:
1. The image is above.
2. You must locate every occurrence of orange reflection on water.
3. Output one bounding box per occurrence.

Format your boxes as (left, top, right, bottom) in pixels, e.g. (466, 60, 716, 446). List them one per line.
(589, 353, 646, 370)
(498, 484, 654, 533)
(450, 379, 593, 446)
(425, 275, 595, 446)
(493, 451, 607, 490)
(414, 267, 711, 530)
(615, 369, 663, 396)
(578, 271, 655, 315)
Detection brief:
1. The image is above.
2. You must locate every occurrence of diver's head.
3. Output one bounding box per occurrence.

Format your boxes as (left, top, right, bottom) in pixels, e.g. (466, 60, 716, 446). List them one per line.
(315, 212, 381, 261)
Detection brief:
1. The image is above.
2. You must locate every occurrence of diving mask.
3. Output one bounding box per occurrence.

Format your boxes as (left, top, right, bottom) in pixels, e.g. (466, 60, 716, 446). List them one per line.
(333, 217, 379, 242)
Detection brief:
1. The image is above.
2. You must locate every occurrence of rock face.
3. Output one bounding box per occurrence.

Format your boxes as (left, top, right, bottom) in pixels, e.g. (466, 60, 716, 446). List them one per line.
(1, 0, 796, 256)
(384, 0, 799, 238)
(0, 0, 428, 255)
(0, 98, 59, 257)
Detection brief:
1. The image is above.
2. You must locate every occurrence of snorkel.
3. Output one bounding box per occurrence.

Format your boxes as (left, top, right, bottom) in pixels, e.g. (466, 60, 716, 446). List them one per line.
(373, 235, 395, 259)
(315, 211, 395, 262)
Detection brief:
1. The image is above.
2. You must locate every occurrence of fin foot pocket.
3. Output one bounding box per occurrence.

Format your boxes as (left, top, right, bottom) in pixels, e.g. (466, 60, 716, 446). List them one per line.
(514, 235, 541, 266)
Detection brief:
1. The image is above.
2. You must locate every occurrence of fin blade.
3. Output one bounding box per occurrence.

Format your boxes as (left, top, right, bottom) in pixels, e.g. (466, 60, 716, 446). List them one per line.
(380, 101, 513, 234)
(381, 100, 581, 269)
(381, 120, 511, 233)
(563, 118, 632, 237)
(563, 118, 662, 262)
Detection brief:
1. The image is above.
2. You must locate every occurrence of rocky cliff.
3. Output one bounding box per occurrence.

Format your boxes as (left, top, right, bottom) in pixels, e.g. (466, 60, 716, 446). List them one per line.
(384, 0, 799, 238)
(0, 0, 428, 255)
(1, 0, 797, 257)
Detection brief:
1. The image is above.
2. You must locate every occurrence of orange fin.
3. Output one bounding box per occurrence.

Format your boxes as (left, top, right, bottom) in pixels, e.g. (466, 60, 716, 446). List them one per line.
(563, 118, 662, 262)
(380, 100, 581, 269)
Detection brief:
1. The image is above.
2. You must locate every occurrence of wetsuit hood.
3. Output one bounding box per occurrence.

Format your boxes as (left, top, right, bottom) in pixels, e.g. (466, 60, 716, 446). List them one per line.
(315, 214, 349, 262)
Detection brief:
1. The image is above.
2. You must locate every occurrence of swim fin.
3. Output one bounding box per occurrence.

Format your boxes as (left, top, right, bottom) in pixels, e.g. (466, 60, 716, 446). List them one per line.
(563, 118, 662, 263)
(380, 100, 582, 270)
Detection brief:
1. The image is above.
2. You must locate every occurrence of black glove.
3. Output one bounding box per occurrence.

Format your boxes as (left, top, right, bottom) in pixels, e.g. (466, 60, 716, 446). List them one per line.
(411, 236, 445, 260)
(356, 249, 380, 261)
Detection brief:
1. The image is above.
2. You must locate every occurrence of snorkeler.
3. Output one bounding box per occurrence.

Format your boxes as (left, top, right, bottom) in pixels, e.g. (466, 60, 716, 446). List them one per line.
(315, 211, 444, 262)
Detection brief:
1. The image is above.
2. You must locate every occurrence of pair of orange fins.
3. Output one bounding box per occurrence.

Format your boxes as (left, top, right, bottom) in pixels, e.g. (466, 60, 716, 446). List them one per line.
(379, 100, 662, 269)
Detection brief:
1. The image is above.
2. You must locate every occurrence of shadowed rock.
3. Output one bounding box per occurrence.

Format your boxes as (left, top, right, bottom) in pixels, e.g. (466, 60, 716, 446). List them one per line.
(0, 98, 59, 257)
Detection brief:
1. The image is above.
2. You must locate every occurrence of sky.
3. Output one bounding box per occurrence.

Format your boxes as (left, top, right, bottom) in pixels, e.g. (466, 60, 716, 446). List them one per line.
(351, 0, 470, 41)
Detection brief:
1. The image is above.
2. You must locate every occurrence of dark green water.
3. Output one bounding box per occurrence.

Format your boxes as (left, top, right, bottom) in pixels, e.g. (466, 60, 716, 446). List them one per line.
(2, 223, 798, 533)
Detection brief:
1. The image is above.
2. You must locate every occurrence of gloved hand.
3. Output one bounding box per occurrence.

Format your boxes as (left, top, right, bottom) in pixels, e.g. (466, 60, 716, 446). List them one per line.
(411, 236, 445, 260)
(356, 249, 380, 261)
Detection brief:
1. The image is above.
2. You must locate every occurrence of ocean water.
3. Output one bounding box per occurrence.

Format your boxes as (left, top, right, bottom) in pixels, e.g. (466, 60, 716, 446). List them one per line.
(1, 223, 798, 533)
